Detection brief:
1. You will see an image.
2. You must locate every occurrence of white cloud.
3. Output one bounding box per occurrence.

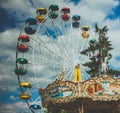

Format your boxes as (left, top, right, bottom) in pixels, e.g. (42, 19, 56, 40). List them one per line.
(80, 0, 118, 11)
(105, 18, 120, 30)
(1, 0, 35, 17)
(0, 29, 18, 47)
(0, 102, 29, 113)
(9, 95, 16, 101)
(104, 19, 120, 68)
(0, 104, 15, 113)
(79, 0, 119, 24)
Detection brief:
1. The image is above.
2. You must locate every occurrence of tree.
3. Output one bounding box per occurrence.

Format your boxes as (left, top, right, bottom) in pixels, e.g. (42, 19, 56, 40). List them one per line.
(80, 23, 120, 77)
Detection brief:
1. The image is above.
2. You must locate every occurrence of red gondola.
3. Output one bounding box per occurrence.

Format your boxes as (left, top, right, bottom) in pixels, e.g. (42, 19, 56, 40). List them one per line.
(17, 44, 29, 52)
(18, 34, 30, 42)
(61, 7, 70, 14)
(61, 14, 70, 21)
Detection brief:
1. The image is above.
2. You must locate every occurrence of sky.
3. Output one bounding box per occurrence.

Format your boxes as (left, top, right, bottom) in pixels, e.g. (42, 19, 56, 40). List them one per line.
(0, 0, 120, 113)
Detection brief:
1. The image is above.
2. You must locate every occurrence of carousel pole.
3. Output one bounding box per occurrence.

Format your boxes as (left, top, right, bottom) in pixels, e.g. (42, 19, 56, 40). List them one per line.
(81, 101, 84, 113)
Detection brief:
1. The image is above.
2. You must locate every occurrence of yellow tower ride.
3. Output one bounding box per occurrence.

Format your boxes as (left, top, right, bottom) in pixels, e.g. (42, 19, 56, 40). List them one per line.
(73, 64, 82, 83)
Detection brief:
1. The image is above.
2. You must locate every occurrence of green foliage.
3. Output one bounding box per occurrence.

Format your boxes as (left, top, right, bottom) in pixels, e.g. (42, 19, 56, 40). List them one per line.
(107, 69, 120, 77)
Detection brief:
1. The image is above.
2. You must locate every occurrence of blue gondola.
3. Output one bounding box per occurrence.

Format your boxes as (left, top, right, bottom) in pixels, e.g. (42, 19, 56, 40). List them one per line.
(72, 22, 80, 28)
(25, 18, 37, 25)
(72, 15, 81, 21)
(24, 27, 36, 35)
(30, 104, 41, 109)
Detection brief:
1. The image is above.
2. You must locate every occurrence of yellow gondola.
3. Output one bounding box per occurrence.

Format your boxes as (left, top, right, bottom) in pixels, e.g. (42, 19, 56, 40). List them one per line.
(81, 26, 90, 38)
(81, 32, 89, 38)
(20, 82, 32, 88)
(82, 26, 89, 31)
(36, 15, 46, 23)
(36, 7, 47, 15)
(19, 93, 31, 100)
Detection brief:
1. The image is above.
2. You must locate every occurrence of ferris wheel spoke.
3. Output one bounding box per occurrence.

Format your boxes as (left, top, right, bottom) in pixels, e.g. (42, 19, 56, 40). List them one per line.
(35, 25, 72, 63)
(49, 16, 59, 38)
(35, 27, 63, 58)
(30, 60, 63, 67)
(25, 100, 35, 113)
(47, 19, 72, 59)
(33, 34, 70, 63)
(40, 23, 53, 37)
(57, 35, 72, 62)
(69, 69, 74, 80)
(31, 70, 62, 85)
(77, 39, 89, 62)
(30, 96, 41, 104)
(65, 68, 74, 80)
(42, 36, 70, 63)
(61, 21, 66, 35)
(30, 42, 70, 68)
(19, 23, 26, 35)
(16, 23, 26, 59)
(57, 20, 74, 60)
(37, 16, 55, 38)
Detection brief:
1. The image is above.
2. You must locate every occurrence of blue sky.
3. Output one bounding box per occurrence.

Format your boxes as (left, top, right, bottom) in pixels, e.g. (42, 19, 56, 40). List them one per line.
(0, 0, 120, 113)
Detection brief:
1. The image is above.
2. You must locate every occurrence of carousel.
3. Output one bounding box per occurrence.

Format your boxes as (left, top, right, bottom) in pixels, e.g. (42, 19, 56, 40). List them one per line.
(40, 67, 120, 113)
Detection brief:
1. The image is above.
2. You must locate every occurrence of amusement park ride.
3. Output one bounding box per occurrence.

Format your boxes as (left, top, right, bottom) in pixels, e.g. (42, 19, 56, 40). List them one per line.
(15, 4, 120, 113)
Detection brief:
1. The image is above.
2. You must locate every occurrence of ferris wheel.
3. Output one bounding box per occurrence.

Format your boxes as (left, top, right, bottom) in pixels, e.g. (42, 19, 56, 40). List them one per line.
(15, 4, 94, 113)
